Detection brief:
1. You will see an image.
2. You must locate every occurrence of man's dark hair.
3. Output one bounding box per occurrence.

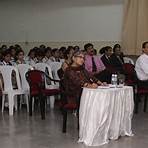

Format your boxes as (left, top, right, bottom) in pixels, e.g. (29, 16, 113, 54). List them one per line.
(2, 49, 11, 57)
(142, 41, 148, 48)
(113, 44, 121, 52)
(84, 43, 93, 51)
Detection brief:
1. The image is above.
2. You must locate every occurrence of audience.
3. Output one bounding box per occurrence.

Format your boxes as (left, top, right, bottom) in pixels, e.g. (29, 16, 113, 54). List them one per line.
(0, 43, 139, 86)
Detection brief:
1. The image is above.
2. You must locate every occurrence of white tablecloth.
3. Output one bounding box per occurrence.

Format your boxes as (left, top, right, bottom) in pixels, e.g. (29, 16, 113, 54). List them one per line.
(78, 86, 134, 146)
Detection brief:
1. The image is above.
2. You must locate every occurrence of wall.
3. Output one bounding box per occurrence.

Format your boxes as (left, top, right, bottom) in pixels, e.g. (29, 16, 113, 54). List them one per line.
(0, 0, 123, 52)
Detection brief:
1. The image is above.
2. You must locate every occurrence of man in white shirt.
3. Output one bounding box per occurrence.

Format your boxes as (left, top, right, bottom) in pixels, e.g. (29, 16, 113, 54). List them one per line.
(135, 41, 148, 82)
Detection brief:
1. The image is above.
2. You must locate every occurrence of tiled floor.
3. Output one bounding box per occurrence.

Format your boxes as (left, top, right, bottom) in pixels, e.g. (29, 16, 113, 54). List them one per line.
(0, 105, 148, 148)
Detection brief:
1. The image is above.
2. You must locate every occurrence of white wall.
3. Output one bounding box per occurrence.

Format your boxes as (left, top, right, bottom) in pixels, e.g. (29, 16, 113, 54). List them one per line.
(0, 0, 123, 42)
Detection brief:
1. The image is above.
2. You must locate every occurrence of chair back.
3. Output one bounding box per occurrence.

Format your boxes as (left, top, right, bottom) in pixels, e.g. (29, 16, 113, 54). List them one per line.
(123, 63, 135, 75)
(0, 66, 21, 91)
(17, 64, 33, 90)
(123, 63, 137, 85)
(49, 62, 62, 80)
(26, 70, 45, 96)
(34, 63, 55, 86)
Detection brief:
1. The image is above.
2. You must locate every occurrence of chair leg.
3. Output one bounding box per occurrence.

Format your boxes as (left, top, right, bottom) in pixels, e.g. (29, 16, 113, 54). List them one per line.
(2, 95, 5, 113)
(50, 96, 55, 109)
(62, 109, 67, 133)
(8, 94, 14, 116)
(29, 96, 33, 116)
(135, 93, 140, 114)
(25, 94, 29, 112)
(144, 95, 147, 112)
(40, 94, 45, 120)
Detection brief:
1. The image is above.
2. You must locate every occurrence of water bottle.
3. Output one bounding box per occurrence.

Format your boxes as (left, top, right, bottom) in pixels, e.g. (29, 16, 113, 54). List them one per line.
(111, 74, 115, 85)
(111, 74, 117, 87)
(114, 74, 118, 86)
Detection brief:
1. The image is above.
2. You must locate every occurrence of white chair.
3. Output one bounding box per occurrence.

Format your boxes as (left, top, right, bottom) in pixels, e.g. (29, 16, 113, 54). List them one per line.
(17, 64, 33, 111)
(0, 66, 29, 115)
(34, 63, 59, 108)
(49, 62, 62, 82)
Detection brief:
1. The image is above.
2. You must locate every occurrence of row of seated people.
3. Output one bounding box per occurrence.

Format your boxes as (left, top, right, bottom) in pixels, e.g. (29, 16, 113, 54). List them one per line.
(59, 43, 134, 84)
(0, 43, 136, 87)
(0, 46, 66, 66)
(1, 42, 148, 116)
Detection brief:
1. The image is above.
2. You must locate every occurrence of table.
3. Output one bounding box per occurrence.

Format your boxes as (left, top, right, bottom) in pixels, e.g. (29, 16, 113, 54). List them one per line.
(78, 86, 134, 146)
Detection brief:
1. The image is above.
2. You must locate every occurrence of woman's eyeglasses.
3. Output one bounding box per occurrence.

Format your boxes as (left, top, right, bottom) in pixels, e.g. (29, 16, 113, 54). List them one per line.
(75, 56, 85, 59)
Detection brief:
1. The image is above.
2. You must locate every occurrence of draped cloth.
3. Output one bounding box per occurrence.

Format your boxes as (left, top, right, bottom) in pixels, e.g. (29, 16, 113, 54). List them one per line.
(122, 0, 148, 55)
(78, 86, 134, 146)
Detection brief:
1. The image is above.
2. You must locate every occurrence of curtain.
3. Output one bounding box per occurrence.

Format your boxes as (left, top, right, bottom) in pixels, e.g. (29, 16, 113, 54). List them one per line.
(122, 0, 148, 55)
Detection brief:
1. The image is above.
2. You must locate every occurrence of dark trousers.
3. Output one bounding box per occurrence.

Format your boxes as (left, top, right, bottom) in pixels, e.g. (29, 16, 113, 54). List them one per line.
(94, 69, 112, 83)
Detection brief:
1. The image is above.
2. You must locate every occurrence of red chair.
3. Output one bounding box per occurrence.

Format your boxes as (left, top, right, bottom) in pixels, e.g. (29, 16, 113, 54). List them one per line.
(59, 79, 79, 133)
(122, 63, 137, 86)
(135, 80, 148, 113)
(62, 102, 79, 133)
(26, 70, 60, 119)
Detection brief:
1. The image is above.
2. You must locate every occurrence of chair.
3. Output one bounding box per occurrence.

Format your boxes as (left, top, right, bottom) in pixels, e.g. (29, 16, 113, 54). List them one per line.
(122, 63, 137, 86)
(135, 79, 148, 113)
(0, 66, 29, 115)
(49, 62, 62, 85)
(26, 70, 60, 119)
(62, 102, 79, 133)
(17, 64, 33, 111)
(34, 63, 59, 108)
(123, 63, 148, 113)
(59, 80, 79, 133)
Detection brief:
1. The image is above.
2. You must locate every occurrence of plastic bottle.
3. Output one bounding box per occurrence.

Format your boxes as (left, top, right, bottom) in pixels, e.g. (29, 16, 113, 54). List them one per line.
(111, 74, 117, 87)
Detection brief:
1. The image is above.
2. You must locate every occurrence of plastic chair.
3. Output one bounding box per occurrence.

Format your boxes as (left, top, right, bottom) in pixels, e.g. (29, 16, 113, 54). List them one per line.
(0, 66, 29, 115)
(17, 64, 33, 111)
(26, 70, 60, 119)
(49, 62, 62, 85)
(34, 63, 59, 108)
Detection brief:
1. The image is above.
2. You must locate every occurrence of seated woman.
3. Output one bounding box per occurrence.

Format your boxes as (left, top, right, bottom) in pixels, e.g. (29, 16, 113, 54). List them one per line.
(63, 50, 105, 107)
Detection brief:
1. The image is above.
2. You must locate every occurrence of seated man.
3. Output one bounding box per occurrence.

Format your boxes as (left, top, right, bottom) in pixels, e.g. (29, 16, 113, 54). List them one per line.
(84, 43, 110, 82)
(100, 46, 113, 68)
(135, 41, 148, 87)
(110, 44, 124, 73)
